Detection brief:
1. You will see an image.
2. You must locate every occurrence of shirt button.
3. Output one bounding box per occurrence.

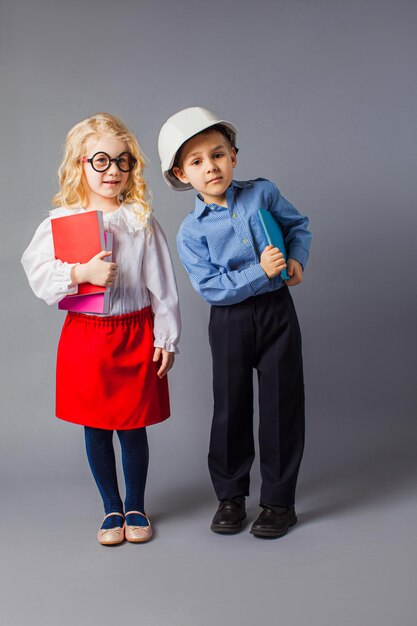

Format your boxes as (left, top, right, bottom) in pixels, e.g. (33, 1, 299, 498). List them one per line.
(232, 213, 238, 218)
(243, 239, 248, 244)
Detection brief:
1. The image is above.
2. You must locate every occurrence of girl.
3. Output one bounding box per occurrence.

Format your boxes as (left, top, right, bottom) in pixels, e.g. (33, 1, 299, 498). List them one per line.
(21, 113, 181, 545)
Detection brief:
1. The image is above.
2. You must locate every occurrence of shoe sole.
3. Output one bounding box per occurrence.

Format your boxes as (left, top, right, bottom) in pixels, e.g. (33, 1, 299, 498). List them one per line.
(210, 513, 246, 534)
(125, 532, 153, 543)
(250, 515, 298, 538)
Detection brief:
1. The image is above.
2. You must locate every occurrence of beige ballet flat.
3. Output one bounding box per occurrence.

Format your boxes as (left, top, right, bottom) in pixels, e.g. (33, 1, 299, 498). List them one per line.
(97, 512, 125, 546)
(125, 510, 153, 543)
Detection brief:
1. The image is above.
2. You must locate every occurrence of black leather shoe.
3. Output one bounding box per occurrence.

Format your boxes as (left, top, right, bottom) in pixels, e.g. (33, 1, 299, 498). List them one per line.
(250, 505, 297, 538)
(210, 498, 246, 534)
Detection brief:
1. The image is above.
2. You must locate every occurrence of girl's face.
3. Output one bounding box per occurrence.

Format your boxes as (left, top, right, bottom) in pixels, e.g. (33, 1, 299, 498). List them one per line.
(82, 133, 130, 211)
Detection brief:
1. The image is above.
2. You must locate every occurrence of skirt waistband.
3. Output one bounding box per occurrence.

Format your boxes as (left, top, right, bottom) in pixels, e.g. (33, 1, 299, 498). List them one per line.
(66, 307, 152, 327)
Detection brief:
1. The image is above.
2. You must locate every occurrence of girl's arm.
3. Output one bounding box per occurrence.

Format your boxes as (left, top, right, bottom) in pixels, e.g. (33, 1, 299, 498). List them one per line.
(142, 216, 181, 355)
(21, 217, 80, 305)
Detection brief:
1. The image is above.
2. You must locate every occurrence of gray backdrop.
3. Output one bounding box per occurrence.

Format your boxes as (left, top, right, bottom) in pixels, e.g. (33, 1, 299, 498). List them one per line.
(1, 1, 416, 625)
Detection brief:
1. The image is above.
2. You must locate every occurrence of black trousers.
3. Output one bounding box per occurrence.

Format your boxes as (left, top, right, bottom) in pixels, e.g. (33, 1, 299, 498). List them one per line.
(208, 286, 305, 506)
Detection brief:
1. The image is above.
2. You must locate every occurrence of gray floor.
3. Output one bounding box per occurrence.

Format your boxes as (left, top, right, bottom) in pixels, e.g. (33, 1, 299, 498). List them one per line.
(2, 426, 417, 626)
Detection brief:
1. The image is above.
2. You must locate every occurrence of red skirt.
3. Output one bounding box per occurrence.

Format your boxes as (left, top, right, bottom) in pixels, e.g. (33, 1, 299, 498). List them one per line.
(56, 308, 170, 430)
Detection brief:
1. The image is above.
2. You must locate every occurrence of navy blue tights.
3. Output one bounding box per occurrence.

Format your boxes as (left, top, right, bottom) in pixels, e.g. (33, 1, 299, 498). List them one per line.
(84, 426, 149, 529)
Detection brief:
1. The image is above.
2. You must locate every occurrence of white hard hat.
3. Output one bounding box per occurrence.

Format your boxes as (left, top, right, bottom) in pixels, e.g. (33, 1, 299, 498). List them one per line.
(158, 106, 238, 191)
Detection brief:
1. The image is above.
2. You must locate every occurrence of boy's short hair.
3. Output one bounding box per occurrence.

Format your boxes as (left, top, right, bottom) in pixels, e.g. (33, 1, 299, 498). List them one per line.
(172, 123, 235, 170)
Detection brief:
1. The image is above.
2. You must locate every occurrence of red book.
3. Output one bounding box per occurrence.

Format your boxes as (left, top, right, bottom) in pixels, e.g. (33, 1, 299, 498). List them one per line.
(58, 232, 113, 314)
(51, 210, 107, 296)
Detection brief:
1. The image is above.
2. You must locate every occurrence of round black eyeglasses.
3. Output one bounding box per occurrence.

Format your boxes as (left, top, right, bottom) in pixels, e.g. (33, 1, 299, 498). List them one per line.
(82, 151, 137, 173)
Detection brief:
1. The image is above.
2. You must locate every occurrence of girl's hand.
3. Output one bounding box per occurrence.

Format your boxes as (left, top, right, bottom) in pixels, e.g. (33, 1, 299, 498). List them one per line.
(153, 348, 175, 378)
(285, 259, 303, 286)
(260, 244, 287, 278)
(72, 251, 117, 287)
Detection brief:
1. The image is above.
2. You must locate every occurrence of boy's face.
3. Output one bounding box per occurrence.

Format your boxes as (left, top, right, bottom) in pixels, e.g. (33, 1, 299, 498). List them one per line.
(173, 129, 236, 206)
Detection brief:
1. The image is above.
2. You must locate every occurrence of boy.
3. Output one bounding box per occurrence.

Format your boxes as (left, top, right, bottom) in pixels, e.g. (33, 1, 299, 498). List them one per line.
(158, 107, 311, 538)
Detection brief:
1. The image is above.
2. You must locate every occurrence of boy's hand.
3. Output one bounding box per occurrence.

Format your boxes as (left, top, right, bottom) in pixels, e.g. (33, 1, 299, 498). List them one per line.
(153, 348, 175, 378)
(72, 251, 117, 287)
(285, 259, 303, 286)
(260, 244, 287, 278)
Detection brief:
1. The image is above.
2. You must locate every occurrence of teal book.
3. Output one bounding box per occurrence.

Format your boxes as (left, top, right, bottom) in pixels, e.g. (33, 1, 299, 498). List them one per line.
(258, 208, 289, 281)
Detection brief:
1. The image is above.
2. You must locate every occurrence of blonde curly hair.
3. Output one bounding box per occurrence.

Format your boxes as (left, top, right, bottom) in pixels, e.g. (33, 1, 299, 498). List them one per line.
(53, 113, 152, 226)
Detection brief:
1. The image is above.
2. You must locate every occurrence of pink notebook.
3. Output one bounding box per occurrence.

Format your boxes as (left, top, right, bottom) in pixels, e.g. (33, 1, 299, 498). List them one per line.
(58, 291, 111, 314)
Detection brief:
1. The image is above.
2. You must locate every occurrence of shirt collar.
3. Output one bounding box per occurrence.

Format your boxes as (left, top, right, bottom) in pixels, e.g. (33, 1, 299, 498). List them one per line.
(193, 180, 252, 219)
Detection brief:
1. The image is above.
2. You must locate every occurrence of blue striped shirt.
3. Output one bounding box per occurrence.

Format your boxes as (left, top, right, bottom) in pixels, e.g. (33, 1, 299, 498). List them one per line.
(177, 178, 312, 306)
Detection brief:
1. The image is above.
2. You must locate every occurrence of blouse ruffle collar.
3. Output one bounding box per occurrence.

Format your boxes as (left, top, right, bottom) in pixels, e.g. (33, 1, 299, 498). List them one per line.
(104, 205, 148, 234)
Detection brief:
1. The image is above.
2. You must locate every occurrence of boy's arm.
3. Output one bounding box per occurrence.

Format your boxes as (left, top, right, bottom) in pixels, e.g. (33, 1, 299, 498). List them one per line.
(177, 230, 270, 306)
(267, 182, 312, 270)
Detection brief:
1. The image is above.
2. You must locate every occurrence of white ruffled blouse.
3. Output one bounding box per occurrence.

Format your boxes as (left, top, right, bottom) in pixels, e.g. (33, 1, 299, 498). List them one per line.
(21, 205, 181, 353)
